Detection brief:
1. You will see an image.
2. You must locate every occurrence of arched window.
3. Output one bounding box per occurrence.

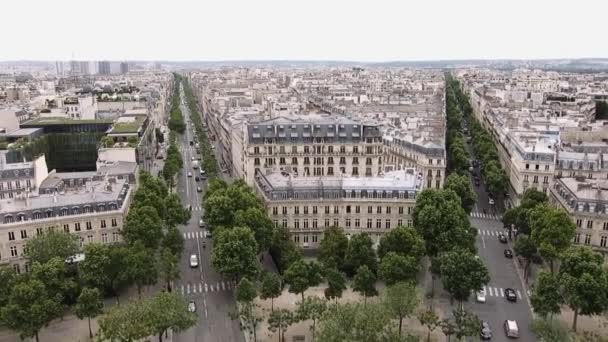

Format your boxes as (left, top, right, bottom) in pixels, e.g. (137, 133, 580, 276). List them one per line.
(71, 207, 80, 215)
(109, 203, 118, 210)
(98, 204, 105, 212)
(17, 213, 26, 222)
(4, 215, 14, 224)
(60, 207, 69, 216)
(46, 210, 53, 218)
(33, 211, 43, 220)
(83, 205, 92, 214)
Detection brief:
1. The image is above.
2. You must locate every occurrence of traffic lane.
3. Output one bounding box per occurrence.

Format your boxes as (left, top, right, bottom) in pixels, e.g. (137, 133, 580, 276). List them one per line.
(198, 290, 244, 342)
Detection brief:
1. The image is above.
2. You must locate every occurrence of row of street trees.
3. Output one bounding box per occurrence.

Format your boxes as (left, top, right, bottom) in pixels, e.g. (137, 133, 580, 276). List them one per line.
(162, 77, 185, 189)
(447, 75, 509, 198)
(167, 78, 185, 134)
(445, 72, 471, 175)
(179, 74, 220, 177)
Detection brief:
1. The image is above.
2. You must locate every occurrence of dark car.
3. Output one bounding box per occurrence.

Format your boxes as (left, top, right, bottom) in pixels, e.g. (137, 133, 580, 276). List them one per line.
(498, 233, 508, 243)
(480, 321, 493, 340)
(505, 288, 517, 302)
(504, 249, 513, 258)
(195, 176, 200, 182)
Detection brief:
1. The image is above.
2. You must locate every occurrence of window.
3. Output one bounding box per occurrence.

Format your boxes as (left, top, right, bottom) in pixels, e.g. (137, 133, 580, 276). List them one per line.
(282, 207, 288, 215)
(377, 206, 382, 214)
(303, 219, 309, 229)
(282, 219, 288, 228)
(112, 232, 119, 242)
(273, 220, 278, 227)
(294, 235, 300, 243)
(334, 206, 339, 214)
(254, 158, 260, 166)
(584, 234, 591, 245)
(313, 206, 318, 214)
(325, 206, 330, 214)
(86, 221, 92, 230)
(328, 167, 334, 175)
(346, 206, 351, 214)
(368, 206, 373, 214)
(87, 235, 94, 243)
(304, 206, 309, 215)
(352, 167, 358, 175)
(574, 233, 581, 244)
(340, 146, 346, 153)
(576, 219, 583, 228)
(601, 236, 607, 247)
(10, 246, 18, 257)
(75, 223, 81, 232)
(279, 158, 286, 165)
(376, 219, 382, 229)
(304, 157, 310, 165)
(355, 219, 361, 228)
(294, 206, 300, 215)
(328, 146, 333, 153)
(8, 232, 15, 241)
(312, 219, 317, 228)
(386, 207, 391, 214)
(353, 146, 359, 153)
(533, 176, 538, 183)
(254, 147, 260, 154)
(333, 218, 339, 227)
(355, 206, 360, 214)
(291, 157, 298, 165)
(294, 219, 300, 229)
(102, 233, 108, 244)
(545, 164, 550, 171)
(407, 220, 412, 227)
(353, 157, 359, 165)
(304, 236, 309, 243)
(385, 220, 391, 229)
(398, 219, 403, 227)
(328, 157, 334, 164)
(325, 219, 330, 227)
(346, 218, 351, 227)
(111, 218, 117, 227)
(304, 146, 310, 154)
(587, 220, 594, 229)
(13, 264, 20, 274)
(399, 207, 404, 214)
(339, 157, 346, 165)
(63, 224, 70, 233)
(525, 164, 529, 170)
(312, 235, 318, 243)
(20, 230, 27, 239)
(603, 222, 608, 231)
(367, 219, 372, 229)
(272, 207, 278, 215)
(535, 164, 540, 170)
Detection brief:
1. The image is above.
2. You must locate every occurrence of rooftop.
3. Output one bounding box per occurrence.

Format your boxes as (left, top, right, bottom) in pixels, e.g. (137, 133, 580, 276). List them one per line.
(109, 115, 147, 134)
(23, 117, 113, 125)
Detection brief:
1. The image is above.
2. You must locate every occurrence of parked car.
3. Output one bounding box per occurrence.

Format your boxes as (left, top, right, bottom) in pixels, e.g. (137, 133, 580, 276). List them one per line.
(505, 288, 517, 302)
(188, 300, 197, 313)
(504, 249, 514, 258)
(197, 186, 202, 193)
(204, 230, 212, 238)
(187, 171, 193, 177)
(489, 197, 495, 205)
(480, 321, 493, 340)
(199, 219, 206, 228)
(498, 233, 508, 243)
(504, 320, 519, 338)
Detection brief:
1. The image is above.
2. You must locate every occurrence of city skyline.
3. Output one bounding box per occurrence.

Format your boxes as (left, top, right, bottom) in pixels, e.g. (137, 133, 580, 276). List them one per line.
(2, 0, 607, 62)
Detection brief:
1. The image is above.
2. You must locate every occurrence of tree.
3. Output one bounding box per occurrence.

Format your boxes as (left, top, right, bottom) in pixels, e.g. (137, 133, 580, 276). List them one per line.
(284, 260, 322, 301)
(236, 277, 257, 304)
(418, 308, 441, 342)
(122, 205, 164, 250)
(530, 205, 576, 273)
(212, 227, 259, 280)
(147, 292, 197, 342)
(379, 252, 420, 285)
(377, 226, 425, 261)
(162, 226, 185, 258)
(439, 248, 490, 311)
(269, 227, 302, 273)
(160, 247, 180, 292)
(296, 297, 327, 341)
(235, 207, 275, 253)
(24, 230, 79, 265)
(30, 257, 78, 307)
(352, 265, 378, 304)
(559, 246, 608, 331)
(97, 297, 150, 342)
(383, 282, 419, 338)
(267, 309, 295, 342)
(318, 226, 349, 271)
(260, 272, 282, 312)
(530, 271, 562, 319)
(514, 234, 537, 283)
(0, 266, 16, 309)
(233, 301, 264, 342)
(74, 287, 104, 338)
(444, 173, 477, 213)
(344, 233, 377, 276)
(324, 267, 347, 305)
(126, 241, 159, 297)
(1, 278, 62, 342)
(452, 309, 481, 340)
(163, 193, 191, 227)
(81, 244, 130, 302)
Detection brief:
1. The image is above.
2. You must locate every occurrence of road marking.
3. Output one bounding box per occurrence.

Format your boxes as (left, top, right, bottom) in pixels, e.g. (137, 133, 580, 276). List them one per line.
(203, 299, 208, 318)
(498, 288, 503, 297)
(222, 281, 226, 291)
(199, 283, 202, 293)
(488, 287, 493, 296)
(205, 283, 208, 292)
(187, 284, 191, 295)
(183, 233, 187, 239)
(517, 290, 522, 299)
(210, 285, 214, 292)
(217, 282, 220, 291)
(193, 284, 197, 294)
(481, 236, 486, 249)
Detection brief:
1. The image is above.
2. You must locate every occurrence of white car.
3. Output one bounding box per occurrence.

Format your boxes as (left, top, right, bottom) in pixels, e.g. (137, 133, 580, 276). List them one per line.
(187, 171, 192, 177)
(476, 289, 487, 303)
(189, 254, 198, 268)
(489, 198, 495, 205)
(188, 300, 196, 313)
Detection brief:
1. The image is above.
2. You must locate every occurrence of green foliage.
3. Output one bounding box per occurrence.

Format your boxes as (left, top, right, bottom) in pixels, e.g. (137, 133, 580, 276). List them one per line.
(284, 260, 322, 301)
(324, 267, 347, 303)
(24, 230, 79, 265)
(0, 278, 62, 342)
(352, 265, 378, 300)
(413, 189, 476, 257)
(418, 308, 441, 342)
(344, 233, 378, 276)
(296, 296, 327, 339)
(0, 266, 17, 309)
(451, 309, 481, 339)
(30, 257, 79, 307)
(162, 226, 185, 258)
(559, 246, 608, 331)
(267, 309, 295, 342)
(439, 248, 490, 305)
(444, 173, 477, 213)
(146, 291, 197, 341)
(379, 252, 420, 285)
(377, 226, 425, 261)
(234, 207, 274, 253)
(530, 204, 577, 272)
(318, 226, 349, 271)
(383, 282, 419, 338)
(503, 188, 548, 235)
(236, 277, 258, 304)
(530, 271, 562, 318)
(259, 271, 282, 311)
(159, 247, 180, 291)
(81, 243, 130, 298)
(122, 205, 164, 250)
(595, 101, 608, 120)
(269, 227, 302, 274)
(212, 227, 259, 280)
(531, 318, 571, 342)
(74, 287, 104, 338)
(126, 241, 159, 296)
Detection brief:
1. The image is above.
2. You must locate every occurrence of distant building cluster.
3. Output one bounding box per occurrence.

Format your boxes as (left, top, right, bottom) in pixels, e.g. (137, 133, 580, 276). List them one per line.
(457, 68, 608, 254)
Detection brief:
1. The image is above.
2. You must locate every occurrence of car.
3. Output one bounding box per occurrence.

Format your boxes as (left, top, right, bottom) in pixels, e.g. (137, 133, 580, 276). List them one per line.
(504, 319, 519, 338)
(195, 176, 200, 182)
(505, 288, 517, 302)
(188, 205, 192, 211)
(197, 155, 202, 160)
(489, 198, 495, 205)
(188, 300, 197, 313)
(191, 156, 195, 161)
(204, 230, 212, 238)
(187, 171, 192, 177)
(504, 249, 513, 258)
(476, 289, 487, 303)
(199, 219, 206, 228)
(189, 254, 198, 268)
(197, 186, 202, 192)
(498, 233, 508, 243)
(189, 140, 194, 146)
(480, 321, 493, 340)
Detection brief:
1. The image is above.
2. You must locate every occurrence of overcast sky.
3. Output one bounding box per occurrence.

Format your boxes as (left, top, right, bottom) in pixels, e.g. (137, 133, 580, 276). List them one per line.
(2, 0, 607, 61)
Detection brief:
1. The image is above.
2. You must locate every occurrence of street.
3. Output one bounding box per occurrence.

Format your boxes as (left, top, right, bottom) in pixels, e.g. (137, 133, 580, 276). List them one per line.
(172, 84, 245, 342)
(464, 140, 535, 341)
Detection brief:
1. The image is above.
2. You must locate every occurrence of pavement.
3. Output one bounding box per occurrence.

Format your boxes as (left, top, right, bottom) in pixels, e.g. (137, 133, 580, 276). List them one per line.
(172, 84, 245, 342)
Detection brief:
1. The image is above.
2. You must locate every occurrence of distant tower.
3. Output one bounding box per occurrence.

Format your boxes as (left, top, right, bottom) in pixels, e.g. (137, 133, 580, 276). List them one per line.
(120, 62, 129, 74)
(98, 61, 111, 75)
(55, 61, 65, 77)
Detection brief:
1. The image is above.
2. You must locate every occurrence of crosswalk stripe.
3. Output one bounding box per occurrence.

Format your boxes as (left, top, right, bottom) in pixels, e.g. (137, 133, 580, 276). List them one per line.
(221, 281, 225, 291)
(517, 290, 522, 299)
(199, 283, 202, 293)
(488, 287, 493, 296)
(183, 233, 187, 239)
(187, 284, 191, 295)
(216, 282, 220, 291)
(495, 288, 500, 297)
(205, 283, 208, 292)
(210, 285, 214, 292)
